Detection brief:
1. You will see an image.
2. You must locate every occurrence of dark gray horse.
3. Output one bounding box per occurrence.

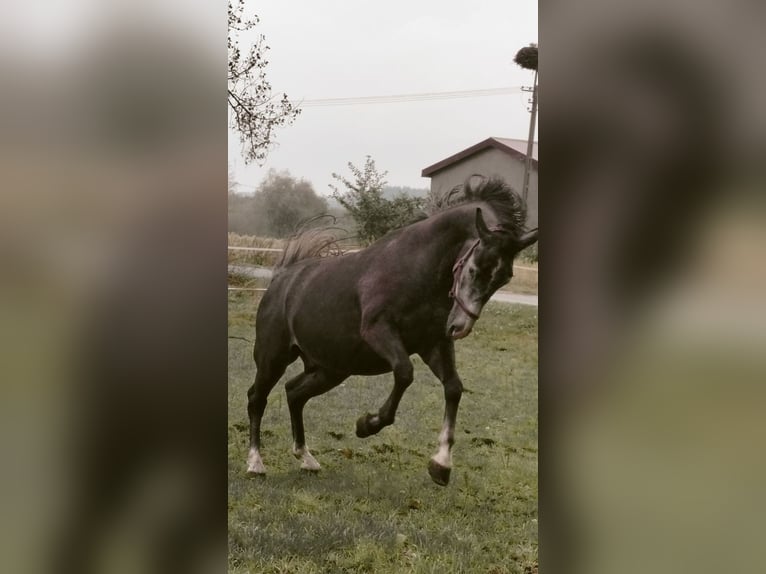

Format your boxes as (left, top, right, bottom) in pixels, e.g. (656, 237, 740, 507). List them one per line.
(246, 178, 538, 485)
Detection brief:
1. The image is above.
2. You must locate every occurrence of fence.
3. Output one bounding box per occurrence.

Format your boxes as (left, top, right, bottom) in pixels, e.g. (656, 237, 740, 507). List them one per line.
(227, 245, 538, 294)
(227, 246, 537, 271)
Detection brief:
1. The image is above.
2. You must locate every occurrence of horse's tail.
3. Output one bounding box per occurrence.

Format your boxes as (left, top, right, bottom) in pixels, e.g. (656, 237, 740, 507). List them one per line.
(273, 216, 349, 276)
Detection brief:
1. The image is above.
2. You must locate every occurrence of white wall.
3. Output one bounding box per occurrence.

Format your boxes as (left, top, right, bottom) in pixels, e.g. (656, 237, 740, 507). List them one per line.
(429, 148, 538, 228)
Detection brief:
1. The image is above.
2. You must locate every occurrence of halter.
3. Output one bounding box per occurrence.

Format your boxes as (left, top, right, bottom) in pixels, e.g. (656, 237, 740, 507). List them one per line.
(449, 239, 481, 320)
(448, 226, 503, 321)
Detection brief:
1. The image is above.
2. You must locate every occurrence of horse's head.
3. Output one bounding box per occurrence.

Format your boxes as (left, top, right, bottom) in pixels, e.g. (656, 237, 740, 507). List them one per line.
(447, 208, 538, 339)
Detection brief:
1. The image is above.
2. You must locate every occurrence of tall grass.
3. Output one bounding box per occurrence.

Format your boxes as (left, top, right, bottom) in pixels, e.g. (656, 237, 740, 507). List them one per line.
(228, 233, 285, 267)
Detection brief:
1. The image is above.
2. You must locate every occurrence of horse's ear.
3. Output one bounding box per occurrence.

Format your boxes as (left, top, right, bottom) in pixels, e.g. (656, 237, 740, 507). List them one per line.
(518, 228, 538, 249)
(475, 208, 493, 243)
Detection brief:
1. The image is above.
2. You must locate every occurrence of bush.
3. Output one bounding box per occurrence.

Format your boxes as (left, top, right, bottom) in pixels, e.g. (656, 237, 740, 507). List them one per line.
(330, 156, 423, 245)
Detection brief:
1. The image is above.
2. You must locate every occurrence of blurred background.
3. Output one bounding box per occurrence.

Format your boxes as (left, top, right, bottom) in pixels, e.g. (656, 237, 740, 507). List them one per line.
(1, 0, 764, 572)
(0, 1, 227, 573)
(541, 0, 766, 572)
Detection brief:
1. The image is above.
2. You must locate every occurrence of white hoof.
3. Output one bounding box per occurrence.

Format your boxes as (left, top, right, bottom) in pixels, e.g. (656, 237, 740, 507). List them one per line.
(293, 445, 321, 471)
(246, 448, 266, 474)
(300, 456, 321, 471)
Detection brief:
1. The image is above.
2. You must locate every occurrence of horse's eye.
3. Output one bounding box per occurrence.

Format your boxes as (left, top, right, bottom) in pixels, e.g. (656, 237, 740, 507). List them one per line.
(468, 267, 476, 277)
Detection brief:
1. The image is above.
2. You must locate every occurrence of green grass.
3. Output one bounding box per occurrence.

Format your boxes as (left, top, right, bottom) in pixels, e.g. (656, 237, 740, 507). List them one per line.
(228, 294, 538, 574)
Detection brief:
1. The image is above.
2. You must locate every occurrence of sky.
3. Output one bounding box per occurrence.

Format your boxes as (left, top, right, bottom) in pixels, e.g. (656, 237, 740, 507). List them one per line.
(228, 0, 538, 195)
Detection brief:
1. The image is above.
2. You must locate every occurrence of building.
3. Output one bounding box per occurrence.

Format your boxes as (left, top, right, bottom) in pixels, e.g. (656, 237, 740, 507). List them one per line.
(421, 137, 538, 228)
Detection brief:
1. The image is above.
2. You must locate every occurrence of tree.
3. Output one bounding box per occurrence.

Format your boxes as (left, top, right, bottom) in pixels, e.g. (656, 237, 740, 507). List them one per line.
(228, 0, 301, 164)
(255, 170, 328, 237)
(330, 156, 423, 245)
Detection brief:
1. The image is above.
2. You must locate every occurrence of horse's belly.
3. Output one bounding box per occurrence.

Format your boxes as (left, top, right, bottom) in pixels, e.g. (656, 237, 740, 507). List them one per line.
(295, 335, 392, 376)
(285, 269, 446, 375)
(290, 306, 392, 375)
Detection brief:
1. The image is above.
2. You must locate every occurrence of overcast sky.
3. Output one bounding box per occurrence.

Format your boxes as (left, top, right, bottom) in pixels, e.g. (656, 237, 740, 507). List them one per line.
(229, 1, 538, 195)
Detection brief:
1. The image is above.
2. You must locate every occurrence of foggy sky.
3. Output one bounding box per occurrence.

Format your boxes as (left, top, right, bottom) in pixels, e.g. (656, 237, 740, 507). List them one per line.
(228, 0, 538, 195)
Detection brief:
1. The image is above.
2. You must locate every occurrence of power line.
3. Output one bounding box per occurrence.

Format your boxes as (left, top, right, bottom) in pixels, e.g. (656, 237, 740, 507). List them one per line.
(292, 86, 521, 107)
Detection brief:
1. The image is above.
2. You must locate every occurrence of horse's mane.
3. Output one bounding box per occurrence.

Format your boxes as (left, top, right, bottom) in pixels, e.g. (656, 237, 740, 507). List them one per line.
(429, 176, 528, 236)
(273, 177, 528, 274)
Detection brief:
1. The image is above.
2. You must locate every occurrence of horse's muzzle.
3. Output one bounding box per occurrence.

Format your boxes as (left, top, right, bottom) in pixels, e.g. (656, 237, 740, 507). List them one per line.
(447, 322, 473, 340)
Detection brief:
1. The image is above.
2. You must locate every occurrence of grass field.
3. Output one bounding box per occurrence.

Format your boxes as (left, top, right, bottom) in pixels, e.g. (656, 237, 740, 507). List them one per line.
(228, 293, 538, 574)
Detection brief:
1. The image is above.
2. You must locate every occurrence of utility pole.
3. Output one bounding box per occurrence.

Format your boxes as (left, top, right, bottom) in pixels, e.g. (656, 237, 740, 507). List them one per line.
(514, 44, 538, 204)
(521, 71, 538, 203)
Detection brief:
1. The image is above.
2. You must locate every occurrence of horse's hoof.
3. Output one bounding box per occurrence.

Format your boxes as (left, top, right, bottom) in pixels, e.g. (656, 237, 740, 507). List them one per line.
(245, 470, 266, 479)
(245, 462, 266, 476)
(355, 414, 374, 438)
(246, 448, 266, 475)
(245, 462, 266, 477)
(293, 446, 322, 472)
(298, 454, 321, 472)
(428, 459, 451, 486)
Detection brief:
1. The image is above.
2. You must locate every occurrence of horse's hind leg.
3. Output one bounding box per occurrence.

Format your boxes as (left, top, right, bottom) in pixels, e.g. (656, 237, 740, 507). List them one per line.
(246, 345, 296, 475)
(285, 367, 346, 471)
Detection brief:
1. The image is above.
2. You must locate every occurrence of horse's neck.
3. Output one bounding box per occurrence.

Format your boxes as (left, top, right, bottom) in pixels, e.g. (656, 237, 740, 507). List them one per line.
(439, 204, 481, 242)
(423, 207, 480, 271)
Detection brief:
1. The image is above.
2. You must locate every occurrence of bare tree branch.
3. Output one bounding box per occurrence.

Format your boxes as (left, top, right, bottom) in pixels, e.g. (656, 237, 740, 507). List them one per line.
(228, 0, 301, 164)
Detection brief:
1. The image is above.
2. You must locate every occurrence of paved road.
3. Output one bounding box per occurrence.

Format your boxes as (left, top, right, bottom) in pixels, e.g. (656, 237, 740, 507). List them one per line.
(490, 291, 538, 306)
(229, 265, 538, 307)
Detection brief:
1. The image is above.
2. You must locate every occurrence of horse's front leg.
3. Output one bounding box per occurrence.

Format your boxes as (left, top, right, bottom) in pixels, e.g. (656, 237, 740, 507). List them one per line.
(356, 318, 414, 438)
(420, 340, 463, 486)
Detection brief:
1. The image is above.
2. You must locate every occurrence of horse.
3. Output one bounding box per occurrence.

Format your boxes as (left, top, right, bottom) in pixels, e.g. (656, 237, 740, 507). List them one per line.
(246, 177, 538, 485)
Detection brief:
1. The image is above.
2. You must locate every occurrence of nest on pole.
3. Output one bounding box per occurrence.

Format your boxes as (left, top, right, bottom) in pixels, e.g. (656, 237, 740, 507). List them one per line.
(514, 45, 538, 71)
